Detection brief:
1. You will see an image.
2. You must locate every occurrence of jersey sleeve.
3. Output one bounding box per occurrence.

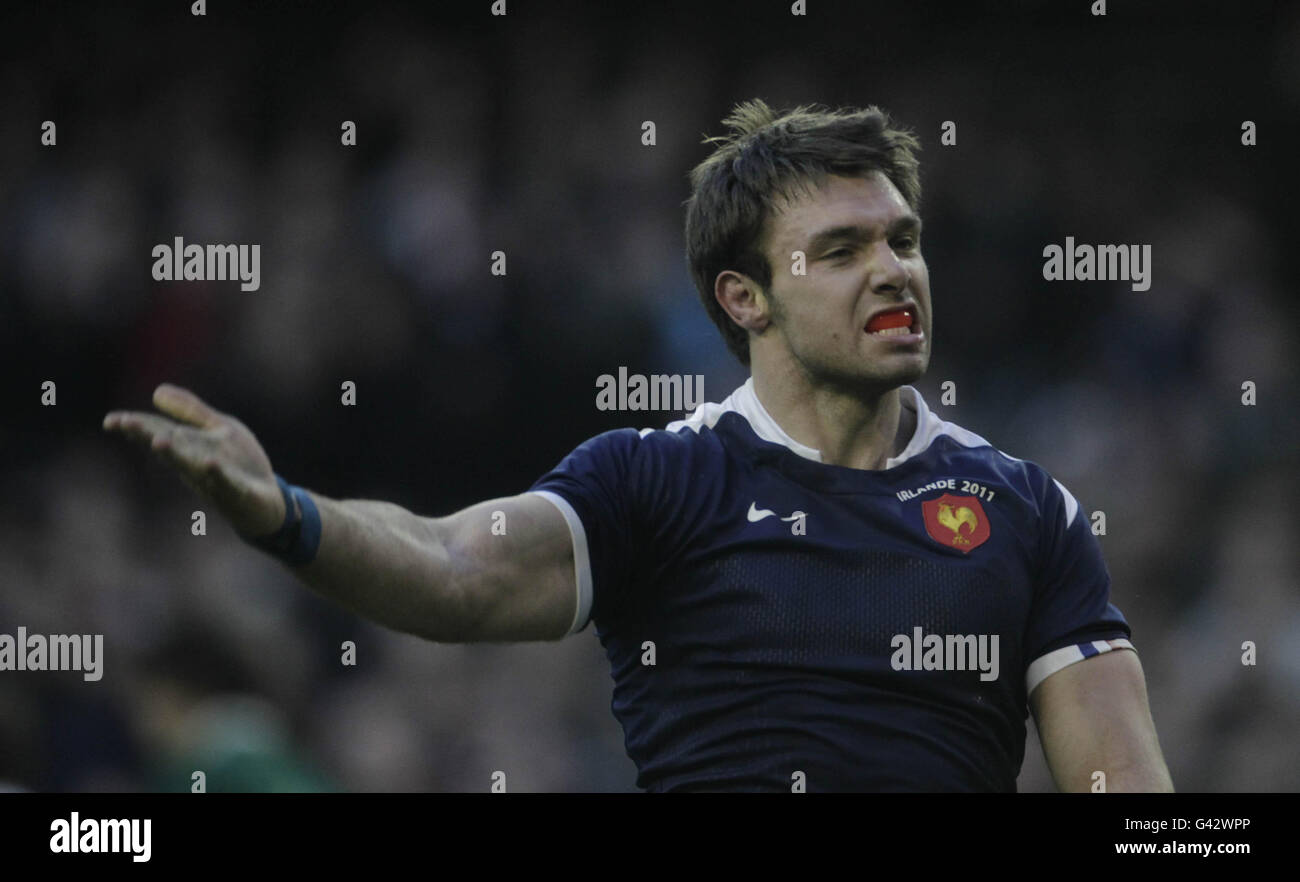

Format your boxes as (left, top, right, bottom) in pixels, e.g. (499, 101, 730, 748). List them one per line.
(1023, 474, 1134, 696)
(527, 428, 648, 635)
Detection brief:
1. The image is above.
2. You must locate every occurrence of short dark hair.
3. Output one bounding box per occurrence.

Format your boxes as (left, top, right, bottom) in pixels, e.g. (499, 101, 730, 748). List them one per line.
(684, 99, 922, 365)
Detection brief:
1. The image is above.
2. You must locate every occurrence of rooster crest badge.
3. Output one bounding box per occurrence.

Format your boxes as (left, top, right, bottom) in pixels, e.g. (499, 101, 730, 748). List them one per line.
(921, 493, 991, 553)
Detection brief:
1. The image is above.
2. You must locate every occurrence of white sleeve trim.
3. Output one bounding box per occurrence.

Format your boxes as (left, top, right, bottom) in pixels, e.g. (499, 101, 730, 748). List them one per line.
(530, 490, 594, 635)
(1052, 478, 1080, 528)
(1026, 638, 1135, 695)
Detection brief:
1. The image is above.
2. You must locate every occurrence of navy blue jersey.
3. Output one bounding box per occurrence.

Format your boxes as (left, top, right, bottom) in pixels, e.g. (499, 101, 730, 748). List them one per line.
(530, 380, 1133, 792)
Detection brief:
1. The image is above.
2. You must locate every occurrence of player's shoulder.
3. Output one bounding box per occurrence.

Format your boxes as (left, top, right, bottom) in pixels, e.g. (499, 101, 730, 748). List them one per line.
(566, 413, 730, 462)
(623, 381, 756, 455)
(910, 390, 1081, 525)
(551, 400, 735, 481)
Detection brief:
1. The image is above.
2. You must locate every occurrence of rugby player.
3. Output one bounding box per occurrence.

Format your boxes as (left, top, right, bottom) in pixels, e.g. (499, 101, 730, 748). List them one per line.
(104, 99, 1173, 792)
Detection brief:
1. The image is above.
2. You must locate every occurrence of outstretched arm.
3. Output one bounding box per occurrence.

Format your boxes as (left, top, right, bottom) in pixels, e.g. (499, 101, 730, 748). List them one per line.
(104, 384, 578, 643)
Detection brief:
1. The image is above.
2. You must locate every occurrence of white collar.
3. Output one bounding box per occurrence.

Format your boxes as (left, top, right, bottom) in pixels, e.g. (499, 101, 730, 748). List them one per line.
(716, 378, 939, 469)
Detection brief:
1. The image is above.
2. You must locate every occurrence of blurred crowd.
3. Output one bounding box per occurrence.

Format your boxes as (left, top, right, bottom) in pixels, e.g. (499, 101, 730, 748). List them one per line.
(1, 1, 1296, 791)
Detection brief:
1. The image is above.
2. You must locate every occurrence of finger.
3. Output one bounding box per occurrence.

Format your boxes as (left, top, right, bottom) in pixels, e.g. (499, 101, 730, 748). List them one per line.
(153, 384, 223, 429)
(103, 410, 153, 431)
(103, 411, 180, 446)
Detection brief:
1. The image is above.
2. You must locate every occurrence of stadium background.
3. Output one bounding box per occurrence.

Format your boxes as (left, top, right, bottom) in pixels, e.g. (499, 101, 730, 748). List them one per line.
(1, 0, 1297, 792)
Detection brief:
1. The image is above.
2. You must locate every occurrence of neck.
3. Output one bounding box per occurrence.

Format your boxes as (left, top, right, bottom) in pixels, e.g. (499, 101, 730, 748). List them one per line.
(750, 358, 914, 470)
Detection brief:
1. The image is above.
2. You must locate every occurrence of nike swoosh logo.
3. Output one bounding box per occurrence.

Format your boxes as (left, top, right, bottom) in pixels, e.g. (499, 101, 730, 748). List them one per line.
(747, 502, 776, 522)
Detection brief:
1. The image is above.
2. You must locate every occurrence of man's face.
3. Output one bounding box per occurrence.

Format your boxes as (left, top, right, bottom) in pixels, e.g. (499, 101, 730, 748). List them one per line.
(758, 171, 931, 392)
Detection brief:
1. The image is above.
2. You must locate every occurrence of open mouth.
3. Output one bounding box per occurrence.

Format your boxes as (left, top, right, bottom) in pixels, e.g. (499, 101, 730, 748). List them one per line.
(865, 308, 918, 337)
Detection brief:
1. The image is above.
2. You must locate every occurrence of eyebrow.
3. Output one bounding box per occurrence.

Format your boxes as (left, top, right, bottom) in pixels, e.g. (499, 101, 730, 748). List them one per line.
(806, 215, 922, 254)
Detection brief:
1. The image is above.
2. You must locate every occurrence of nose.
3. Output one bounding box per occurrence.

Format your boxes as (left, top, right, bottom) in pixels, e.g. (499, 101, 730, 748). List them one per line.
(869, 241, 911, 296)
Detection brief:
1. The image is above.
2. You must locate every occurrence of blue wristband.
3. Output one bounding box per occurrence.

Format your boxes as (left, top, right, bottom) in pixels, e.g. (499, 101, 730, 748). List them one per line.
(247, 475, 322, 566)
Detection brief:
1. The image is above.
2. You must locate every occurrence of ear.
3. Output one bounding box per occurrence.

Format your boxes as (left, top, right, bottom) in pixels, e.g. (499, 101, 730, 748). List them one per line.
(715, 270, 773, 335)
